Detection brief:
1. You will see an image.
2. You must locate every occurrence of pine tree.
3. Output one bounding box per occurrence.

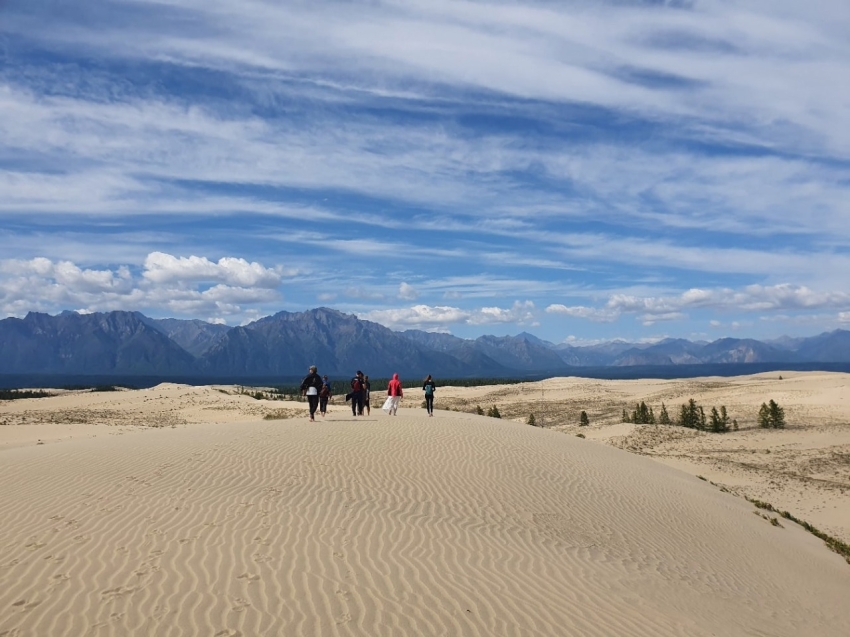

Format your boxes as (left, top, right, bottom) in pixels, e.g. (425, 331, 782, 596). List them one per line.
(658, 403, 671, 425)
(768, 399, 785, 428)
(758, 402, 771, 428)
(622, 408, 630, 423)
(527, 413, 536, 427)
(632, 401, 654, 425)
(709, 406, 722, 432)
(709, 407, 729, 433)
(579, 411, 589, 426)
(487, 405, 501, 419)
(476, 405, 484, 416)
(679, 399, 702, 429)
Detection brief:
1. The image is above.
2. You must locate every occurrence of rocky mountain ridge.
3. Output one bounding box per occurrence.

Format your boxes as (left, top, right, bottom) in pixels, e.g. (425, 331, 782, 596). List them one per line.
(1, 309, 849, 378)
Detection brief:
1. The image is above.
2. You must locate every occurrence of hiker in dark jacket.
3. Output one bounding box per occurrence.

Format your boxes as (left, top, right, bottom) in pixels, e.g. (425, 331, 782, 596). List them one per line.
(423, 374, 436, 416)
(319, 375, 332, 417)
(300, 365, 323, 422)
(350, 370, 365, 417)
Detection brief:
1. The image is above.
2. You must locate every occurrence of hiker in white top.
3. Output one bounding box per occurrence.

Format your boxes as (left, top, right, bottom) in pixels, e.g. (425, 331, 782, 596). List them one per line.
(300, 365, 323, 422)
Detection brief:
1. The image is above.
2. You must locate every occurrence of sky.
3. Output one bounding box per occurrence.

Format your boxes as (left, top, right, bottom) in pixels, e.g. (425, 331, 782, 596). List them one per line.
(1, 0, 849, 344)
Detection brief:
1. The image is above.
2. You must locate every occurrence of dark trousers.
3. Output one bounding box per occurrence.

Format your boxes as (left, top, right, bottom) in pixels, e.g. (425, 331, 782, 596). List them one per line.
(425, 395, 434, 414)
(307, 395, 319, 418)
(319, 396, 329, 414)
(351, 391, 363, 415)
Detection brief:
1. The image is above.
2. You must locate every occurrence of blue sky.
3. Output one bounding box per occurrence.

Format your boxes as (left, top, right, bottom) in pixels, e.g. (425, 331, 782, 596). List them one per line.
(1, 0, 849, 344)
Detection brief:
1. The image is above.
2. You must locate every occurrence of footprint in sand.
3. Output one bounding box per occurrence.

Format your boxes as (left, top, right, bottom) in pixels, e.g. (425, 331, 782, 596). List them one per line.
(231, 598, 251, 612)
(214, 630, 242, 637)
(11, 599, 41, 612)
(101, 586, 136, 600)
(237, 572, 260, 583)
(50, 573, 70, 588)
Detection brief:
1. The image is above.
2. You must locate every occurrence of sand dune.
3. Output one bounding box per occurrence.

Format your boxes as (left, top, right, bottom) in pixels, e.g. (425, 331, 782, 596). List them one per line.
(1, 383, 849, 636)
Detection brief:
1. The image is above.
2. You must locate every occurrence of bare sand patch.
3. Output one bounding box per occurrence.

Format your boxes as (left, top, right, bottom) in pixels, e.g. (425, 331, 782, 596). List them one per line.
(433, 371, 850, 543)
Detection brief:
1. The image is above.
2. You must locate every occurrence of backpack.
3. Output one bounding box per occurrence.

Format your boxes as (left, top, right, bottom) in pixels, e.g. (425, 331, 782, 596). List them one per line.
(424, 383, 434, 396)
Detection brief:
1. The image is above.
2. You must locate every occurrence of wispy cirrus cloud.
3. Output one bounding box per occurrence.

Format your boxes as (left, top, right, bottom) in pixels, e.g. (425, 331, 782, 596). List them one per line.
(1, 0, 849, 340)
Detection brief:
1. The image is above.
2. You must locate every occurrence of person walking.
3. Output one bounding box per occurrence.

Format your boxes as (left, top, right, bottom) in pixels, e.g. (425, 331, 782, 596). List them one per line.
(362, 374, 372, 415)
(386, 373, 403, 416)
(319, 374, 332, 417)
(300, 365, 323, 422)
(422, 374, 436, 416)
(350, 370, 365, 417)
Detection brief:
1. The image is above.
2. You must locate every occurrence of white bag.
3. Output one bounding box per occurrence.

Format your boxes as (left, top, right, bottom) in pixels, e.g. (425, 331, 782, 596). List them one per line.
(381, 396, 393, 412)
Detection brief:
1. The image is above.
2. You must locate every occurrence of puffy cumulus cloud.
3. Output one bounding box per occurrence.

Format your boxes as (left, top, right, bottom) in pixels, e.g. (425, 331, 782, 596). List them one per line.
(143, 252, 282, 288)
(549, 284, 850, 324)
(398, 282, 418, 301)
(0, 257, 133, 294)
(365, 305, 471, 329)
(363, 301, 537, 330)
(839, 312, 850, 324)
(147, 284, 280, 318)
(0, 252, 286, 321)
(467, 301, 536, 326)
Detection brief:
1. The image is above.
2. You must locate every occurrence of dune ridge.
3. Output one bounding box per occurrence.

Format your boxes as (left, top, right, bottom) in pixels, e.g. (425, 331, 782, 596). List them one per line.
(1, 388, 848, 636)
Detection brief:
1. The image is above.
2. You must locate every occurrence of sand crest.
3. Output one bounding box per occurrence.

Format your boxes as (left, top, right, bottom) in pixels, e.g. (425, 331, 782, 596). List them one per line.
(1, 385, 848, 636)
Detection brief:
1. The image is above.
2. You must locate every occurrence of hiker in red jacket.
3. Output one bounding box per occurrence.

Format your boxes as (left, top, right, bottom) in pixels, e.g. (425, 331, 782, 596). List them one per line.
(385, 373, 403, 416)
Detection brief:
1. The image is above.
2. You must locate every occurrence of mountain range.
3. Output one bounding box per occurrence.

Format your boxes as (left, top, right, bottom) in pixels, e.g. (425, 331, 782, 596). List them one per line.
(2, 308, 850, 381)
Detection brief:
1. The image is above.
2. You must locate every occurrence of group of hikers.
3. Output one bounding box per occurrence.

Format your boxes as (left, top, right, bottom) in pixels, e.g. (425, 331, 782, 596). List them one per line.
(299, 367, 437, 422)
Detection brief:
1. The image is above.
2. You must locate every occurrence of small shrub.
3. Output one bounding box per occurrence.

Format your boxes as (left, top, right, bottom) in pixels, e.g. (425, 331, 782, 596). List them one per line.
(576, 433, 585, 439)
(487, 405, 501, 419)
(527, 413, 536, 427)
(476, 405, 485, 415)
(579, 411, 589, 426)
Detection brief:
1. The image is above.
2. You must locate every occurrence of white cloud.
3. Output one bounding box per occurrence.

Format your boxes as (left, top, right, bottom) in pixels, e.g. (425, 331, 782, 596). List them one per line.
(548, 284, 850, 324)
(363, 300, 537, 330)
(467, 301, 536, 326)
(0, 252, 287, 321)
(545, 304, 618, 323)
(398, 282, 419, 301)
(142, 252, 282, 287)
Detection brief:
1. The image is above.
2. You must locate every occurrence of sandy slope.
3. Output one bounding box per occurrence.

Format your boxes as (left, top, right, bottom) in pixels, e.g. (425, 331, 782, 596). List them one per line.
(1, 384, 848, 636)
(435, 371, 850, 544)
